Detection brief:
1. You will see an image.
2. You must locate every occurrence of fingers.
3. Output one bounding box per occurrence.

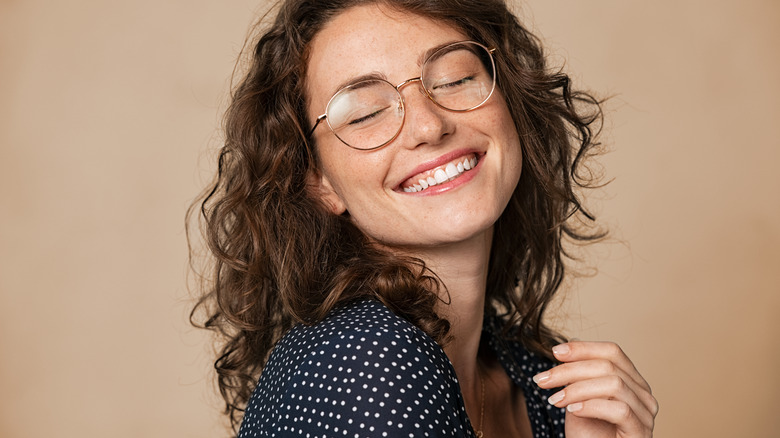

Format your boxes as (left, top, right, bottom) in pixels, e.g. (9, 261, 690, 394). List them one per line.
(566, 399, 650, 436)
(545, 375, 655, 429)
(533, 341, 659, 436)
(534, 357, 658, 417)
(553, 341, 651, 393)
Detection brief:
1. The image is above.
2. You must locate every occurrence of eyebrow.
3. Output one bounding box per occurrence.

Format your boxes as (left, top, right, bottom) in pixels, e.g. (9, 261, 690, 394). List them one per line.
(330, 72, 389, 97)
(327, 40, 464, 97)
(416, 40, 461, 67)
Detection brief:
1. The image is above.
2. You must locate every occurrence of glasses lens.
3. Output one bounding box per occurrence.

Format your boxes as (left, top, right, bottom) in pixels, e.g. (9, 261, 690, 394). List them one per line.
(422, 42, 496, 111)
(325, 79, 404, 150)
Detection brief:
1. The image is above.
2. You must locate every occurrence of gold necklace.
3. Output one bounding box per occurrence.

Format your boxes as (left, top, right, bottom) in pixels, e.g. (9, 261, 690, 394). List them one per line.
(475, 366, 486, 438)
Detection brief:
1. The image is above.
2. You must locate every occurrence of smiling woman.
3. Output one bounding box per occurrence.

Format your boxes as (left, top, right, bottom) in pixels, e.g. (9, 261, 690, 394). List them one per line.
(189, 0, 658, 437)
(308, 11, 522, 248)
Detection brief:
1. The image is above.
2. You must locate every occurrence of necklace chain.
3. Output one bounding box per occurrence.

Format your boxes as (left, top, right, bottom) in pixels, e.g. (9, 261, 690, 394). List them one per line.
(475, 365, 486, 438)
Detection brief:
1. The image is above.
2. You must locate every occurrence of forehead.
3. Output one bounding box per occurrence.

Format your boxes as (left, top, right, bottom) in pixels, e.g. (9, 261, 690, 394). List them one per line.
(306, 4, 468, 110)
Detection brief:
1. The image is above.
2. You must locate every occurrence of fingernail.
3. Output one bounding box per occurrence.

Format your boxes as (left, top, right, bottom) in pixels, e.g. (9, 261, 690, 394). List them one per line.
(547, 390, 565, 405)
(532, 371, 550, 384)
(567, 402, 583, 412)
(552, 344, 570, 356)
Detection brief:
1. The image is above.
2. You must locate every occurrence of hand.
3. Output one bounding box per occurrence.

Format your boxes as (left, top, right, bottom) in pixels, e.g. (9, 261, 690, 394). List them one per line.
(533, 341, 658, 437)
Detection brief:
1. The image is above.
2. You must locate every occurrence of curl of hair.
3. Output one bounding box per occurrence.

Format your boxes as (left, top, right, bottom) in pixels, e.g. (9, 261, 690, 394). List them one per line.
(188, 0, 605, 430)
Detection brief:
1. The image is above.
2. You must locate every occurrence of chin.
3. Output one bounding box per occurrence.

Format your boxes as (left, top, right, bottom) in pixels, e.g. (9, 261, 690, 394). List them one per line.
(388, 220, 496, 249)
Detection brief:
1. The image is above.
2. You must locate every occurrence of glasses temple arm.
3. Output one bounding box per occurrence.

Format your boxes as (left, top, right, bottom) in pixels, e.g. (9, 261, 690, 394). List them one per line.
(308, 114, 327, 138)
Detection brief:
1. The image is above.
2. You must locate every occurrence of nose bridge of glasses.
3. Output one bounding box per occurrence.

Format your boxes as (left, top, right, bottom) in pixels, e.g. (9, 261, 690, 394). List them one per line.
(395, 77, 427, 97)
(395, 76, 442, 114)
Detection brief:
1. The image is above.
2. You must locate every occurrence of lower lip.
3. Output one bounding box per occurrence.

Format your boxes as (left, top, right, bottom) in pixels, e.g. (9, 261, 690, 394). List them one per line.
(400, 155, 483, 196)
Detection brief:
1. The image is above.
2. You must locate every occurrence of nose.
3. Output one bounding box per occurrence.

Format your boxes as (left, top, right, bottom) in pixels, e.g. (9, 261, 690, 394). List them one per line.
(397, 79, 453, 149)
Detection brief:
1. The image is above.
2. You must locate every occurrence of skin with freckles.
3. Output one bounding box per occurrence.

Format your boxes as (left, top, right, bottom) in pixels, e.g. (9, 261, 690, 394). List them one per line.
(307, 5, 523, 252)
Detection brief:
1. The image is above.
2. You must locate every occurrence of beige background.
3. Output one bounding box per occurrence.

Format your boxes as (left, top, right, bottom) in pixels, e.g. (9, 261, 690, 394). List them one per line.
(1, 1, 778, 437)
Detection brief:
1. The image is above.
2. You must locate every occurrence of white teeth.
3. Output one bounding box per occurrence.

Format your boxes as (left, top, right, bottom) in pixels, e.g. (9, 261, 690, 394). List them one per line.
(434, 169, 449, 184)
(402, 155, 479, 193)
(445, 163, 458, 179)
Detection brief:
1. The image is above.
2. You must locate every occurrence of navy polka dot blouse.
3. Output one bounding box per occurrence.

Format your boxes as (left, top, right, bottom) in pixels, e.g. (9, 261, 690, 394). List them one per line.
(238, 300, 565, 437)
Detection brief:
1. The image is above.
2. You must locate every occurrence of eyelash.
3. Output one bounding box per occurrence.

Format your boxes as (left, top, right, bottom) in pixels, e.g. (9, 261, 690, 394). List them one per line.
(348, 106, 389, 125)
(433, 75, 474, 90)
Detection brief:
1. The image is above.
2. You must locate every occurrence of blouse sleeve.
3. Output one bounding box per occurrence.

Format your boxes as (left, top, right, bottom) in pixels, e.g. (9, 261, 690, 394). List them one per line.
(238, 301, 475, 438)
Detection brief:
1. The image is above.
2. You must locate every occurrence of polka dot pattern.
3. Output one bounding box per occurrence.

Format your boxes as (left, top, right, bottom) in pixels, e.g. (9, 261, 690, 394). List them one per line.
(238, 300, 565, 437)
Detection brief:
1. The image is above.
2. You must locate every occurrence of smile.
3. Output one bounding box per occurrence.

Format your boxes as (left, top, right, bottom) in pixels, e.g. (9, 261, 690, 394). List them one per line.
(401, 154, 479, 193)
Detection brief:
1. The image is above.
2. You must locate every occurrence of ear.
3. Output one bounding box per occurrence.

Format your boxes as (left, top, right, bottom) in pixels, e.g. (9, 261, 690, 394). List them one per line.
(306, 169, 347, 215)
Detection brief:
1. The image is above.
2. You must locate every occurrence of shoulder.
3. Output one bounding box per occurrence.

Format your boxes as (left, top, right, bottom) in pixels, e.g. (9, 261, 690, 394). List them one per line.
(265, 300, 451, 381)
(239, 300, 473, 437)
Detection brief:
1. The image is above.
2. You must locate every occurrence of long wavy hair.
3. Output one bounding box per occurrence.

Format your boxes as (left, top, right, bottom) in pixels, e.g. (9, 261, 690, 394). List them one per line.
(188, 0, 604, 430)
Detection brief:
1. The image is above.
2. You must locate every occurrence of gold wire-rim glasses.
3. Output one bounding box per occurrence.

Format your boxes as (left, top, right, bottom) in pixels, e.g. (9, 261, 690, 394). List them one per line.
(307, 40, 497, 151)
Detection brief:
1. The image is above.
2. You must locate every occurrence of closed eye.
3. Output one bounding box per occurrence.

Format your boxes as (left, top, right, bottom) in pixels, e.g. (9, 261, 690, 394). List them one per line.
(348, 106, 390, 125)
(433, 75, 475, 90)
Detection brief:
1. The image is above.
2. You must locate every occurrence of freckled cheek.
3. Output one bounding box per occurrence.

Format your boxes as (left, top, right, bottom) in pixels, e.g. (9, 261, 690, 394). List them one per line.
(325, 159, 393, 201)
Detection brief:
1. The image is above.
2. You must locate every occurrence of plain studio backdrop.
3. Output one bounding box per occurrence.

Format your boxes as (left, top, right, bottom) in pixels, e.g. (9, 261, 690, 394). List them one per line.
(1, 1, 778, 437)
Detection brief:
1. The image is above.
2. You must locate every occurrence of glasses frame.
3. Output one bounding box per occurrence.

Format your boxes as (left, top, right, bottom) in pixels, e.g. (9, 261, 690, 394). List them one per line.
(308, 40, 497, 151)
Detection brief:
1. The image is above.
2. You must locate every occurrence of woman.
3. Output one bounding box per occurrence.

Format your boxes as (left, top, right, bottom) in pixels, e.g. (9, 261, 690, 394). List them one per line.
(190, 0, 658, 436)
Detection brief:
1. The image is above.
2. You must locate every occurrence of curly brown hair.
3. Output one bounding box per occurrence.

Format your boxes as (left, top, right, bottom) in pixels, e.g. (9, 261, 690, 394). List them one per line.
(188, 0, 604, 430)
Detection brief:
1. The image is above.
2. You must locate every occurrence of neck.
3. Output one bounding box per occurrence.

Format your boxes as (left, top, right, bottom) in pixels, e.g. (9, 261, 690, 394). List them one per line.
(408, 227, 493, 397)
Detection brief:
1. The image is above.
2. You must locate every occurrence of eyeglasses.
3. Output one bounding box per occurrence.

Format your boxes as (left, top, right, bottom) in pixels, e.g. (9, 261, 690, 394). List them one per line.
(308, 41, 497, 150)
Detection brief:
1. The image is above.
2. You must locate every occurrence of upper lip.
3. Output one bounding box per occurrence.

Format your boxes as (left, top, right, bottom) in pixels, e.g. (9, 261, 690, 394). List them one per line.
(395, 148, 484, 189)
